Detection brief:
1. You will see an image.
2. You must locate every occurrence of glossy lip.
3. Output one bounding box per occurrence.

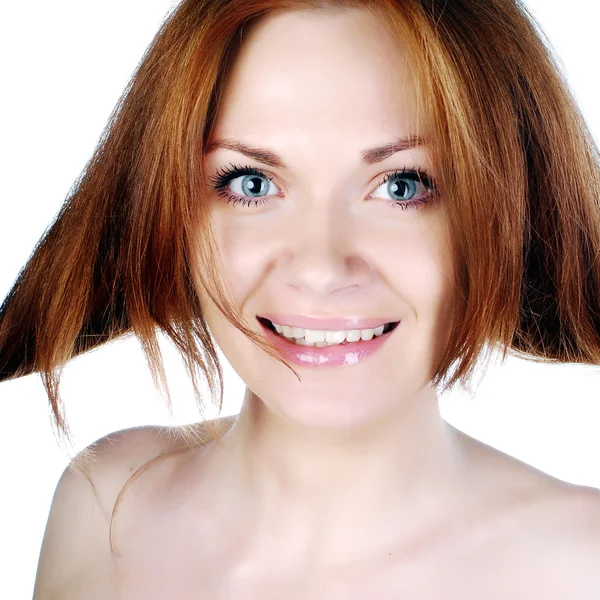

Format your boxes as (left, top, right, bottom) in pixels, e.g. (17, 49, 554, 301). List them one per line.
(258, 318, 400, 368)
(259, 313, 399, 330)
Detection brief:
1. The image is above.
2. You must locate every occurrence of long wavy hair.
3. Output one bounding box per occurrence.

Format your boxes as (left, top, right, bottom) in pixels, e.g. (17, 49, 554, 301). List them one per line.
(1, 0, 599, 468)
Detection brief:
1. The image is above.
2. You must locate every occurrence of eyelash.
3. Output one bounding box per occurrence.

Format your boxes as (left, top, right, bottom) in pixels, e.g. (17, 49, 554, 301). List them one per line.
(207, 163, 438, 211)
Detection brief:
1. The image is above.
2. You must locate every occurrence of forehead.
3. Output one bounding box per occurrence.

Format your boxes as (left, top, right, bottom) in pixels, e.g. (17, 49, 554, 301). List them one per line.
(212, 8, 421, 146)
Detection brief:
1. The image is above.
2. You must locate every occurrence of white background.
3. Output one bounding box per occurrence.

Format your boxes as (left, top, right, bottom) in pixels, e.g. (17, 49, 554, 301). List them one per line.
(1, 1, 599, 598)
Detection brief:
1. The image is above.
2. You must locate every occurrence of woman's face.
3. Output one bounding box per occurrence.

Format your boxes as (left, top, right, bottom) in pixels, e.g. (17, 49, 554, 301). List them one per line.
(197, 7, 456, 429)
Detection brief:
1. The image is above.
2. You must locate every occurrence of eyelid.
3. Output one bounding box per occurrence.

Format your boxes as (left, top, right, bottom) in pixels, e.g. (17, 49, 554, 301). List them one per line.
(208, 163, 283, 192)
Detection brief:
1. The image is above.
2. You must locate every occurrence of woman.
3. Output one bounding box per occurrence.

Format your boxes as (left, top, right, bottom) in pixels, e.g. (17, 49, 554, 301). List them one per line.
(1, 0, 599, 597)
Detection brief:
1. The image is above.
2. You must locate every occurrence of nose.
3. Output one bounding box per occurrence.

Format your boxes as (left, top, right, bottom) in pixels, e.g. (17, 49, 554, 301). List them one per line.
(278, 202, 375, 299)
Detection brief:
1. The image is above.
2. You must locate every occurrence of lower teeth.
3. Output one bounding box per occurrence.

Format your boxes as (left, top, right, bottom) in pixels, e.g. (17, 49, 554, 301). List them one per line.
(295, 339, 341, 348)
(281, 336, 367, 348)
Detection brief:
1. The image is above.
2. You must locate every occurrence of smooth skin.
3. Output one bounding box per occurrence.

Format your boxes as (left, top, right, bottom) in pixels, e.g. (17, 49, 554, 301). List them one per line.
(34, 7, 600, 599)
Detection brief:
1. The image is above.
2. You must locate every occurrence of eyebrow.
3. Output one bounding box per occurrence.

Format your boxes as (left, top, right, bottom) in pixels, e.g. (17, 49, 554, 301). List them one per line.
(204, 135, 425, 169)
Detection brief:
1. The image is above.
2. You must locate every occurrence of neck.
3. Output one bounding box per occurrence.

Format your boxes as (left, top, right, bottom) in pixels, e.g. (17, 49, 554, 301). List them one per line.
(214, 386, 470, 570)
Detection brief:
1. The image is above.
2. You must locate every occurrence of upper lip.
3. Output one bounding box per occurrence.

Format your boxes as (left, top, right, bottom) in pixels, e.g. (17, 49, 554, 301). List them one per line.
(259, 313, 400, 330)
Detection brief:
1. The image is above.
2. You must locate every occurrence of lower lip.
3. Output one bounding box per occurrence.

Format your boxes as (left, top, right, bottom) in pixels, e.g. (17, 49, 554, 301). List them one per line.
(258, 320, 398, 368)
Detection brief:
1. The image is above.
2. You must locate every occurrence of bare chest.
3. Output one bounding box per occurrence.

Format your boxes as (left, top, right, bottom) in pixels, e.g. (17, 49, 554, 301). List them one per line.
(108, 532, 589, 600)
(100, 443, 598, 600)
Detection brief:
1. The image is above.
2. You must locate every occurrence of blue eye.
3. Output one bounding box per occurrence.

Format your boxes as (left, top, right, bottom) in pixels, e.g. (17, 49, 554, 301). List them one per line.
(208, 163, 437, 210)
(208, 164, 277, 208)
(369, 169, 437, 210)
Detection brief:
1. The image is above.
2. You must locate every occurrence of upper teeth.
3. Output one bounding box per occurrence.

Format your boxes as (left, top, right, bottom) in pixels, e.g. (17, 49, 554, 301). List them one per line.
(272, 322, 386, 344)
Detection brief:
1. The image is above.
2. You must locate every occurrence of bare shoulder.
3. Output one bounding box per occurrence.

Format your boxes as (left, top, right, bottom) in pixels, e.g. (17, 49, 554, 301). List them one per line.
(531, 482, 600, 565)
(504, 483, 600, 596)
(33, 416, 236, 600)
(458, 431, 600, 595)
(70, 415, 238, 515)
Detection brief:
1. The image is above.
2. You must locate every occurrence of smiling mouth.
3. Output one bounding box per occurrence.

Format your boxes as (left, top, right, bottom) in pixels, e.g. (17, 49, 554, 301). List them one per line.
(257, 316, 400, 347)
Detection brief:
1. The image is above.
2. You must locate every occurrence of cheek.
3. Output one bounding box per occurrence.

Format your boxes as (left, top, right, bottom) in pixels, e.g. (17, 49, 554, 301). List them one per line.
(208, 215, 271, 305)
(211, 208, 454, 310)
(202, 207, 454, 334)
(376, 219, 456, 365)
(374, 217, 454, 305)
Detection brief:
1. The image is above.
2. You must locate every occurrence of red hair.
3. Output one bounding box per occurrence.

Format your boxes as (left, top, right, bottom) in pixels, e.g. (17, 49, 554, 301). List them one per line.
(1, 0, 599, 453)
